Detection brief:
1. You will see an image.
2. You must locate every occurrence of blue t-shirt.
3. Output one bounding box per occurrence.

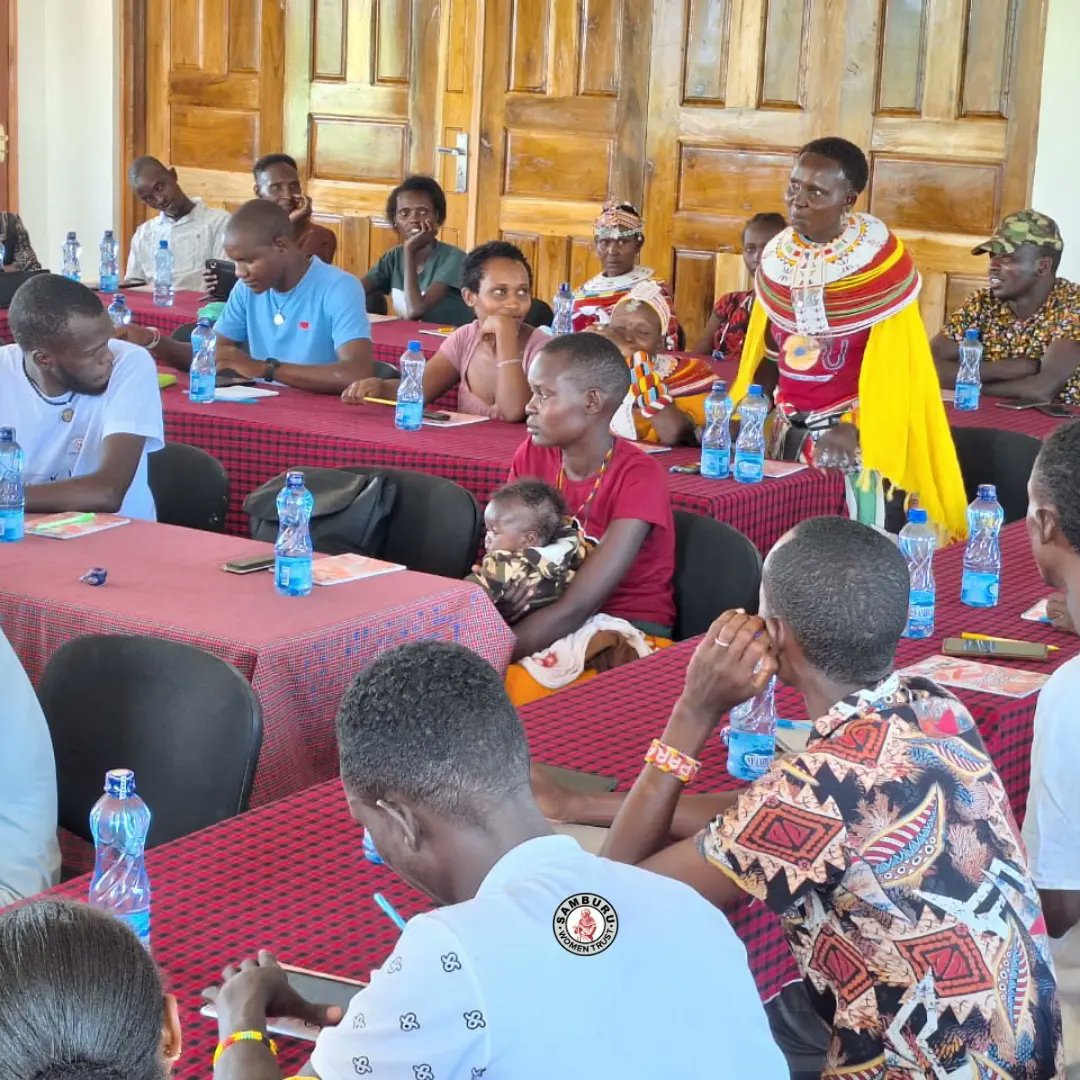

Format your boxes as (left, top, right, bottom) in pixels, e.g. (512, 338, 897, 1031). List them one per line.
(214, 257, 371, 365)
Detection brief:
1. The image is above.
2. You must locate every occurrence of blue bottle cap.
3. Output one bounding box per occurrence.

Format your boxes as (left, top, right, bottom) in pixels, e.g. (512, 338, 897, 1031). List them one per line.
(285, 470, 305, 487)
(66, 231, 77, 240)
(711, 380, 727, 393)
(158, 239, 169, 249)
(907, 507, 928, 524)
(0, 426, 15, 442)
(408, 340, 422, 352)
(748, 383, 763, 396)
(104, 768, 136, 797)
(964, 327, 980, 341)
(103, 229, 114, 239)
(977, 483, 997, 500)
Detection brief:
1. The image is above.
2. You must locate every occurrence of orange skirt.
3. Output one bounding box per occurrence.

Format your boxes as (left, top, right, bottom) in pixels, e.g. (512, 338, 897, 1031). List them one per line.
(505, 635, 675, 707)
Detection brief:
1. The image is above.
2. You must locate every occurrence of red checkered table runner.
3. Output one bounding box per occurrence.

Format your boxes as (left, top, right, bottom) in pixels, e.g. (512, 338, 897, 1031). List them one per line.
(162, 381, 847, 554)
(0, 522, 514, 808)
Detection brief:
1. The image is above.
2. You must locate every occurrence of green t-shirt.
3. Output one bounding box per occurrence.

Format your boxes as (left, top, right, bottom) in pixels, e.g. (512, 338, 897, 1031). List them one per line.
(365, 240, 473, 326)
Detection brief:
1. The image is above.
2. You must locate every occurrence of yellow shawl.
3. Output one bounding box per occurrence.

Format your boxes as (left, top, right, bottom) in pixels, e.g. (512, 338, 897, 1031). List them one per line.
(731, 301, 969, 541)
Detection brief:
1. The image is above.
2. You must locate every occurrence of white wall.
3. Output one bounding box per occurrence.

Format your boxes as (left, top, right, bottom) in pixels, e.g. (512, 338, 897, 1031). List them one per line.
(1032, 0, 1080, 280)
(16, 0, 119, 273)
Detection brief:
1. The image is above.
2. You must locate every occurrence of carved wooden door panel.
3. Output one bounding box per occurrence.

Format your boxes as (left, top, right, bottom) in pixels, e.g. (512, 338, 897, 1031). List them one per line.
(284, 0, 469, 278)
(143, 0, 285, 226)
(472, 0, 653, 310)
(640, 0, 1048, 348)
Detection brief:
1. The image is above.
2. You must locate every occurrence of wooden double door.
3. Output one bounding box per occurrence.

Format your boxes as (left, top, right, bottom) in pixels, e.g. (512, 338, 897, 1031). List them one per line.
(136, 0, 1048, 345)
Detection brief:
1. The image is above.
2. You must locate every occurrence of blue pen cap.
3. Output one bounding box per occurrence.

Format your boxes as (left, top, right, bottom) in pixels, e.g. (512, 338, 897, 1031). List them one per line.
(104, 768, 137, 798)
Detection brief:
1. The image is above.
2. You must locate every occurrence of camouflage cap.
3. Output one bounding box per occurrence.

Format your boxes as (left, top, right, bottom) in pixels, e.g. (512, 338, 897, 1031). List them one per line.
(972, 210, 1063, 256)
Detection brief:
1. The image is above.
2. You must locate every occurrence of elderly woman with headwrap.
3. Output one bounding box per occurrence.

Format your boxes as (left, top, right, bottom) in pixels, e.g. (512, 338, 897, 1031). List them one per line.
(592, 279, 715, 446)
(571, 202, 683, 350)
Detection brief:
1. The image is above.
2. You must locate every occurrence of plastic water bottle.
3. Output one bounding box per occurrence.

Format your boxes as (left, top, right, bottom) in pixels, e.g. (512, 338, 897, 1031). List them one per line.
(99, 229, 120, 292)
(0, 240, 5, 266)
(727, 676, 777, 781)
(62, 231, 82, 282)
(954, 328, 983, 411)
(899, 507, 936, 638)
(395, 341, 425, 431)
(701, 381, 732, 480)
(153, 240, 174, 307)
(275, 471, 314, 597)
(733, 384, 767, 484)
(362, 828, 384, 865)
(552, 282, 574, 335)
(189, 317, 217, 404)
(88, 769, 152, 950)
(0, 427, 25, 543)
(107, 294, 132, 329)
(961, 484, 1004, 607)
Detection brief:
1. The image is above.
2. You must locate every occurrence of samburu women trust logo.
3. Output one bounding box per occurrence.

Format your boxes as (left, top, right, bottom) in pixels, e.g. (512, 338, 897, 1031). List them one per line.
(552, 894, 618, 955)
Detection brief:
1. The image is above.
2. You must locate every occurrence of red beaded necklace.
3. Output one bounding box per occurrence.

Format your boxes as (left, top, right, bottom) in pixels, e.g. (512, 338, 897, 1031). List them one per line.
(557, 441, 615, 530)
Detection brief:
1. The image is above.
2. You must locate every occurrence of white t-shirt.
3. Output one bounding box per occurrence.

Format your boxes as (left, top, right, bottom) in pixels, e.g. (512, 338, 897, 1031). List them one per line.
(1024, 654, 1080, 891)
(311, 834, 786, 1079)
(0, 340, 164, 520)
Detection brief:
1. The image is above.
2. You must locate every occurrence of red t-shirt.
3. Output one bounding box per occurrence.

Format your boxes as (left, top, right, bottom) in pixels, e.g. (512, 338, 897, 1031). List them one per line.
(771, 324, 868, 415)
(509, 437, 676, 630)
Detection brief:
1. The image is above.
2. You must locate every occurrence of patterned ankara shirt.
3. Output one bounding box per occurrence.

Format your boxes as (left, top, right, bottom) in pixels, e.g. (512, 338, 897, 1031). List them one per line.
(943, 278, 1080, 405)
(702, 674, 1064, 1078)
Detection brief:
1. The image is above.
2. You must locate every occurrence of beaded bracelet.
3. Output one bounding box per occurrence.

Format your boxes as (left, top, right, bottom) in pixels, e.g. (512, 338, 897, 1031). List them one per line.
(644, 738, 701, 784)
(213, 1029, 279, 1067)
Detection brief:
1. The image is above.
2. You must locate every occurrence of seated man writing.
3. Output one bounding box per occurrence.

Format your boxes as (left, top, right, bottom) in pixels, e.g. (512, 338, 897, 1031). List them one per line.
(126, 156, 230, 291)
(130, 200, 373, 395)
(204, 640, 786, 1080)
(0, 274, 163, 519)
(600, 278, 713, 446)
(343, 240, 547, 421)
(502, 332, 676, 705)
(537, 517, 1064, 1077)
(933, 210, 1080, 406)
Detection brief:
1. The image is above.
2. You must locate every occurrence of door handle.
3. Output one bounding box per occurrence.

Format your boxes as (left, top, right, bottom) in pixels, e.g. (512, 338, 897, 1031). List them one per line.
(0, 125, 8, 164)
(435, 132, 468, 194)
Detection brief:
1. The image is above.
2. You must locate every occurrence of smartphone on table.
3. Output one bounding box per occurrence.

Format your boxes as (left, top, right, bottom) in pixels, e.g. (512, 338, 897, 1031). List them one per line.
(222, 554, 276, 575)
(200, 963, 367, 1041)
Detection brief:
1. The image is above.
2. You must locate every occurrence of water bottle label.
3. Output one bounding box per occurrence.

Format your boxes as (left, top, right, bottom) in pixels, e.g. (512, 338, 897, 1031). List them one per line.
(701, 447, 730, 480)
(954, 382, 980, 411)
(120, 908, 151, 948)
(100, 273, 119, 291)
(275, 554, 313, 596)
(734, 451, 764, 484)
(727, 731, 776, 781)
(0, 507, 24, 542)
(903, 590, 936, 638)
(961, 569, 999, 608)
(189, 371, 216, 403)
(395, 399, 424, 431)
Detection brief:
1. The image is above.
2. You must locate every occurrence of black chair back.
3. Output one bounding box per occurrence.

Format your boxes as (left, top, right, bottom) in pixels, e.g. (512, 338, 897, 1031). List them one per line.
(527, 298, 555, 328)
(38, 635, 263, 849)
(343, 466, 483, 578)
(672, 510, 763, 640)
(949, 426, 1042, 524)
(148, 443, 230, 532)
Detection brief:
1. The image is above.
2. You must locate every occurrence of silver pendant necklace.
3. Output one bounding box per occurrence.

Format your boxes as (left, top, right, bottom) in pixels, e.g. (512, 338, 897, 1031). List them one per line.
(22, 354, 77, 421)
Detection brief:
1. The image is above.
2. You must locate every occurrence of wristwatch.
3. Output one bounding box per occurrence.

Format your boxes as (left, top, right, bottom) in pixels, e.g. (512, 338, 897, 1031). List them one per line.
(263, 357, 280, 383)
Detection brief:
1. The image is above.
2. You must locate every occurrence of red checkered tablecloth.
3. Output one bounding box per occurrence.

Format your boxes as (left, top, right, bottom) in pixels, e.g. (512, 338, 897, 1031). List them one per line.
(0, 522, 514, 808)
(162, 381, 847, 554)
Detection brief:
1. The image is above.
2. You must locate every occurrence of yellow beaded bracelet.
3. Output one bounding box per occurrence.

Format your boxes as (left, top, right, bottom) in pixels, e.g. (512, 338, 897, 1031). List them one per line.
(213, 1029, 279, 1067)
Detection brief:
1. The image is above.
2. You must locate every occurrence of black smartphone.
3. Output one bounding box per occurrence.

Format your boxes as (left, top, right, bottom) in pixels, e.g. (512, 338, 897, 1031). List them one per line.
(1036, 403, 1073, 419)
(205, 259, 238, 301)
(222, 554, 275, 574)
(215, 369, 256, 389)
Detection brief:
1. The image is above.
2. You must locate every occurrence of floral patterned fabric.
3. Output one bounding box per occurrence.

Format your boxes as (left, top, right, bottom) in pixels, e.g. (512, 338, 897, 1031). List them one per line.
(702, 674, 1064, 1078)
(943, 278, 1080, 405)
(709, 289, 754, 366)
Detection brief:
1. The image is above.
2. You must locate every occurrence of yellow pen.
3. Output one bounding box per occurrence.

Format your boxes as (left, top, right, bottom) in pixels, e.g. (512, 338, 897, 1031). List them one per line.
(961, 631, 1059, 653)
(363, 396, 398, 407)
